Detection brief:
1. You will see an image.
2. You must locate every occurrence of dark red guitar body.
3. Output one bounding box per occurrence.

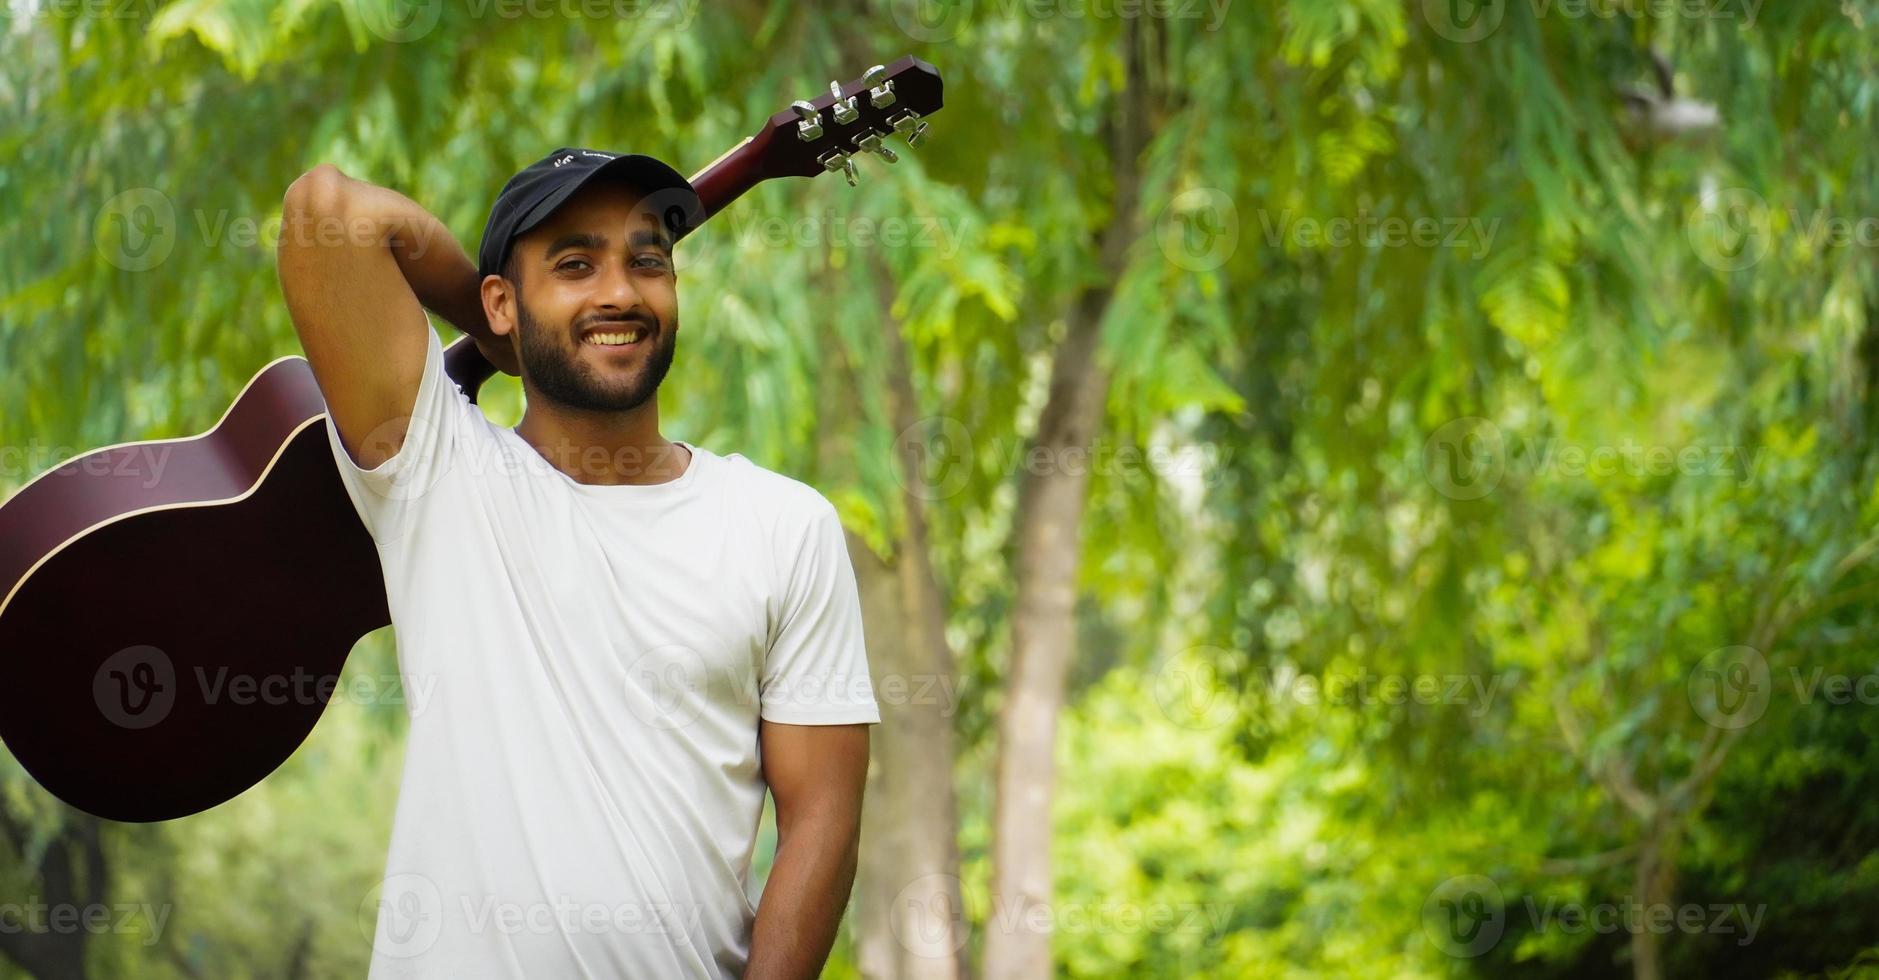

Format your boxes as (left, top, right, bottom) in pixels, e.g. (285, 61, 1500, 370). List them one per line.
(0, 57, 939, 822)
(0, 357, 387, 821)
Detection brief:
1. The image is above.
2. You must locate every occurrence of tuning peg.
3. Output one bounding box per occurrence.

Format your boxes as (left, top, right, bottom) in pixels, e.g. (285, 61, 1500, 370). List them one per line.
(828, 80, 859, 124)
(791, 100, 823, 142)
(855, 131, 899, 164)
(862, 64, 896, 109)
(889, 111, 930, 147)
(819, 150, 858, 187)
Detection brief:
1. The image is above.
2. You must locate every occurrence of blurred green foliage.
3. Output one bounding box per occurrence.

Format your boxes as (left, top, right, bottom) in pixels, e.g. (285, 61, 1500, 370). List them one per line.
(3, 0, 1879, 977)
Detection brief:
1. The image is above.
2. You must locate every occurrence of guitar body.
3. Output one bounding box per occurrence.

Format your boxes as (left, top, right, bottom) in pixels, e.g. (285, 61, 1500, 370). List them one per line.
(0, 56, 941, 822)
(0, 356, 384, 822)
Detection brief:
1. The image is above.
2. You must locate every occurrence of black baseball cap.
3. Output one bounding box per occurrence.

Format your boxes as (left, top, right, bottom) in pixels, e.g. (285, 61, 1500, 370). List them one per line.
(476, 147, 702, 280)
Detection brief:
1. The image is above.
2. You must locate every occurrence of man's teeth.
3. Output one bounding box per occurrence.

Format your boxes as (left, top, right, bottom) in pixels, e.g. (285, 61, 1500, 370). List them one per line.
(585, 329, 644, 346)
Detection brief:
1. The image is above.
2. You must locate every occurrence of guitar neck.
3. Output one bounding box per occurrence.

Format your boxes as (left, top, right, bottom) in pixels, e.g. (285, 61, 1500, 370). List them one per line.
(442, 135, 770, 401)
(687, 136, 765, 229)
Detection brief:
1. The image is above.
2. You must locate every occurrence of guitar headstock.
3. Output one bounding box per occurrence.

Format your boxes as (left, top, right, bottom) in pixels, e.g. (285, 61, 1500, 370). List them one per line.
(755, 56, 944, 186)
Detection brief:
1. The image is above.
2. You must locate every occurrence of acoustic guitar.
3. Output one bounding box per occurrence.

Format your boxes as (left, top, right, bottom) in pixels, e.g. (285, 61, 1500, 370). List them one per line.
(0, 57, 941, 822)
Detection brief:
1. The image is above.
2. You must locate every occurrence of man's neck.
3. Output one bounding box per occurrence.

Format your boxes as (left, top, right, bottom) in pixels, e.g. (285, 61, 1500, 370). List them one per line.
(511, 400, 692, 487)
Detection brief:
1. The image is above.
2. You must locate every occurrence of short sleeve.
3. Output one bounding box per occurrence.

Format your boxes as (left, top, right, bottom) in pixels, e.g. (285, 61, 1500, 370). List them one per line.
(323, 326, 470, 543)
(760, 501, 881, 725)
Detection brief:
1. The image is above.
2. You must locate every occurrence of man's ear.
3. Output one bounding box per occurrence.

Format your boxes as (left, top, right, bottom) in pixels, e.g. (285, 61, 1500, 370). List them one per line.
(481, 274, 517, 338)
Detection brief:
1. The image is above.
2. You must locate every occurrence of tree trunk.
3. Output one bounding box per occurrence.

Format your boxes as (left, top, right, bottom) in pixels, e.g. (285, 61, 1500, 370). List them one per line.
(851, 258, 970, 980)
(981, 21, 1155, 980)
(981, 315, 1110, 980)
(851, 530, 971, 980)
(0, 808, 104, 980)
(1629, 817, 1680, 980)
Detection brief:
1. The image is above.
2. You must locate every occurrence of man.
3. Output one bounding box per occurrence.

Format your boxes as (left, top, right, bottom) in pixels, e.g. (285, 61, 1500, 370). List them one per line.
(276, 147, 879, 978)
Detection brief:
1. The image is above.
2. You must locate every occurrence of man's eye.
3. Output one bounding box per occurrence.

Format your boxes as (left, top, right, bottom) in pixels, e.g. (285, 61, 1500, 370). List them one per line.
(557, 259, 591, 272)
(634, 254, 670, 270)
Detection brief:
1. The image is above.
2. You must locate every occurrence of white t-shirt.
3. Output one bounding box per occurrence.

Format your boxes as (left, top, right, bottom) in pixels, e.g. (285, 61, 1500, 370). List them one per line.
(323, 326, 880, 979)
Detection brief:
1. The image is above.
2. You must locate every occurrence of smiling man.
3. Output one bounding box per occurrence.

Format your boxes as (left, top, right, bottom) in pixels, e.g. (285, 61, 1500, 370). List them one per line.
(276, 148, 878, 979)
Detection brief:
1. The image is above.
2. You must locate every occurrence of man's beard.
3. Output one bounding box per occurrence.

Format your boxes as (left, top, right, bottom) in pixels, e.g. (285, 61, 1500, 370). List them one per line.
(514, 297, 676, 413)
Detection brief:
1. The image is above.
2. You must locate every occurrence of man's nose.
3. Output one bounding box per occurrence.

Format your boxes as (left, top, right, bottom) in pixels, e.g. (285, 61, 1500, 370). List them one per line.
(594, 258, 641, 310)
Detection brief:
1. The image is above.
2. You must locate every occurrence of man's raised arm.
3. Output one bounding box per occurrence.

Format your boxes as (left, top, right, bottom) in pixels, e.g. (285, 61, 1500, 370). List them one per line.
(275, 164, 508, 469)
